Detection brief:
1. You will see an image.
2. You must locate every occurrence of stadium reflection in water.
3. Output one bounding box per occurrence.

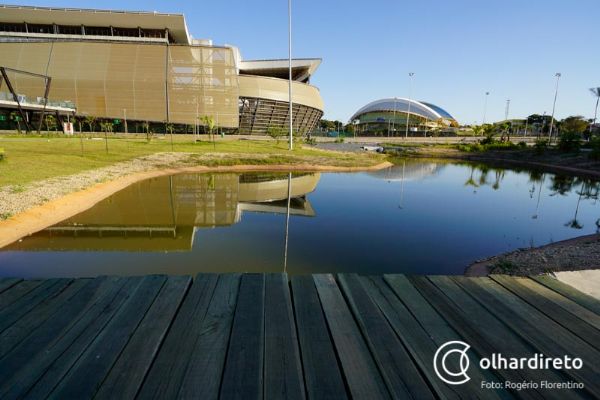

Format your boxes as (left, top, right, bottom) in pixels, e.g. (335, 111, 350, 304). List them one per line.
(1, 161, 599, 278)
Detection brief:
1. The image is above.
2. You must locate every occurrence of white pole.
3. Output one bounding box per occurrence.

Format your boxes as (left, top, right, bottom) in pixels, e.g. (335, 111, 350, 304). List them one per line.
(288, 0, 293, 150)
(548, 72, 561, 143)
(483, 91, 489, 124)
(405, 72, 414, 138)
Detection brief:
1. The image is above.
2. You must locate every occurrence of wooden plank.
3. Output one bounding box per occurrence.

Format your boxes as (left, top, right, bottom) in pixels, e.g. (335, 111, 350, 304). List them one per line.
(0, 278, 72, 334)
(8, 278, 141, 398)
(453, 276, 600, 398)
(338, 274, 434, 400)
(49, 275, 167, 399)
(177, 274, 241, 399)
(491, 275, 600, 351)
(95, 275, 192, 400)
(363, 275, 508, 400)
(313, 274, 390, 400)
(0, 278, 89, 358)
(0, 280, 43, 311)
(517, 277, 600, 331)
(530, 275, 600, 315)
(383, 274, 459, 344)
(220, 274, 265, 400)
(290, 275, 347, 400)
(410, 275, 565, 400)
(263, 274, 305, 400)
(4, 277, 139, 400)
(0, 278, 21, 295)
(137, 274, 219, 399)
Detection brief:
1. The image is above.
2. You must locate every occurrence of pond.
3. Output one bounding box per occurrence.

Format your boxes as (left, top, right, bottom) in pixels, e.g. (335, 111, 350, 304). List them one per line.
(0, 160, 599, 278)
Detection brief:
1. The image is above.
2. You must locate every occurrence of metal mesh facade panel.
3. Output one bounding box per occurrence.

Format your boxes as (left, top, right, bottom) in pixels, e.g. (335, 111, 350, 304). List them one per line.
(0, 41, 239, 126)
(167, 45, 238, 127)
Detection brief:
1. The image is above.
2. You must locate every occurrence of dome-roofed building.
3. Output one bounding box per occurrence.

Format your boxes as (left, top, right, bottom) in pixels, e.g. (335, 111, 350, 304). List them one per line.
(349, 98, 458, 136)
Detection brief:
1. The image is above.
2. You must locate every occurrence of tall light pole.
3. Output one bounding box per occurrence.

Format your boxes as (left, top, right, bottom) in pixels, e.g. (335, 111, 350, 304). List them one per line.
(482, 91, 490, 124)
(548, 72, 561, 143)
(405, 72, 414, 138)
(287, 0, 293, 150)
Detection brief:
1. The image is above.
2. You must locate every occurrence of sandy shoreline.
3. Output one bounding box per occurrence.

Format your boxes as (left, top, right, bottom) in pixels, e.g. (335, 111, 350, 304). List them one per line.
(0, 161, 392, 249)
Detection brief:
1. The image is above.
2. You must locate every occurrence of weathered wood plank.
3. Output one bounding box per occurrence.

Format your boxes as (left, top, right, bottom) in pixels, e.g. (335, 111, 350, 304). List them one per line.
(0, 278, 89, 358)
(0, 280, 43, 311)
(49, 275, 167, 399)
(381, 275, 507, 400)
(491, 275, 600, 351)
(517, 277, 600, 331)
(0, 279, 72, 334)
(0, 277, 134, 399)
(411, 275, 564, 400)
(313, 274, 390, 400)
(383, 274, 458, 344)
(51, 276, 166, 399)
(530, 275, 600, 315)
(95, 276, 191, 400)
(220, 273, 265, 400)
(137, 274, 219, 399)
(290, 275, 347, 400)
(0, 278, 22, 295)
(177, 274, 241, 399)
(263, 273, 305, 400)
(453, 276, 600, 398)
(338, 274, 434, 399)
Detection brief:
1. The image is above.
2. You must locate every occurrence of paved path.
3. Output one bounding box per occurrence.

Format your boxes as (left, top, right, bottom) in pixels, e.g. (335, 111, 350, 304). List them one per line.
(0, 273, 598, 399)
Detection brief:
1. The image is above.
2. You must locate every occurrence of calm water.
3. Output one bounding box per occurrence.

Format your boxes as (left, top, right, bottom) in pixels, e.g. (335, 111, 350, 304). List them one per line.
(1, 160, 599, 278)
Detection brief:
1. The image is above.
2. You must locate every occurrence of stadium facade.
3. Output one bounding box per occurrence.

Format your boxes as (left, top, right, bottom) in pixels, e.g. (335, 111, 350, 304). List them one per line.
(350, 98, 458, 136)
(0, 5, 324, 134)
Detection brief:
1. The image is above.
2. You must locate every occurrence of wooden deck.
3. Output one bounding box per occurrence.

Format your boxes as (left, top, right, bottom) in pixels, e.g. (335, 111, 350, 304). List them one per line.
(0, 273, 599, 399)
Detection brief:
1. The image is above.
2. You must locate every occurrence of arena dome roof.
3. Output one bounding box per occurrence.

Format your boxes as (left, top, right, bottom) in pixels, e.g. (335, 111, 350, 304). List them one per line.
(350, 98, 455, 122)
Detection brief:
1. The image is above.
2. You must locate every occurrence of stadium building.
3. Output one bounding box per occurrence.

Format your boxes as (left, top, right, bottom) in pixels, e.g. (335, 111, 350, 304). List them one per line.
(0, 4, 324, 135)
(350, 98, 458, 136)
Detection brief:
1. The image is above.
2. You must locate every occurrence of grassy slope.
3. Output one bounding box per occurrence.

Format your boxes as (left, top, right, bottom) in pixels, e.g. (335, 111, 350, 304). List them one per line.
(0, 135, 383, 187)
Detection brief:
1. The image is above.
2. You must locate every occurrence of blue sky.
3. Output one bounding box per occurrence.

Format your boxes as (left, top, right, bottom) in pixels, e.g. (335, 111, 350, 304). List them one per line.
(14, 0, 600, 124)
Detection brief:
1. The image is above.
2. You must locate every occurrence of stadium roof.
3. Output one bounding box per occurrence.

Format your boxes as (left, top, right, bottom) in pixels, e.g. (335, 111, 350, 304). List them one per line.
(0, 4, 191, 43)
(350, 98, 456, 122)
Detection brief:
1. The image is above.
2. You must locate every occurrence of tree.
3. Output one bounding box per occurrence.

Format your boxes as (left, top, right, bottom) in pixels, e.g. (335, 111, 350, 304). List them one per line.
(201, 115, 216, 149)
(84, 116, 96, 133)
(266, 126, 286, 144)
(558, 116, 587, 152)
(9, 111, 22, 134)
(590, 87, 600, 136)
(44, 114, 57, 133)
(561, 115, 588, 134)
(471, 125, 483, 137)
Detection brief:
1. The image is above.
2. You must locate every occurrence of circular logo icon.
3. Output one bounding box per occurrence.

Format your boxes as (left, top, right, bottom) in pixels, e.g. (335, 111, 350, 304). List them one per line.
(433, 341, 471, 385)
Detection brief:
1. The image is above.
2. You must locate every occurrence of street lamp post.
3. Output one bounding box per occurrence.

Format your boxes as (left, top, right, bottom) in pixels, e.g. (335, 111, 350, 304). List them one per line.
(548, 72, 561, 143)
(482, 91, 490, 124)
(288, 0, 293, 150)
(405, 72, 414, 138)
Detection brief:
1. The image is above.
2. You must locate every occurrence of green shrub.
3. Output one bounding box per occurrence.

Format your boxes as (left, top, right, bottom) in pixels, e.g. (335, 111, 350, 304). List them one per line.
(304, 136, 317, 145)
(457, 143, 483, 152)
(0, 148, 4, 161)
(589, 136, 600, 160)
(484, 142, 517, 151)
(557, 131, 581, 152)
(534, 138, 549, 154)
(517, 141, 527, 148)
(334, 136, 345, 143)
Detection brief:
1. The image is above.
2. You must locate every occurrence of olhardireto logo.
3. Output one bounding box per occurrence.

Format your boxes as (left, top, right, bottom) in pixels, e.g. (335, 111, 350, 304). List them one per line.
(433, 340, 585, 389)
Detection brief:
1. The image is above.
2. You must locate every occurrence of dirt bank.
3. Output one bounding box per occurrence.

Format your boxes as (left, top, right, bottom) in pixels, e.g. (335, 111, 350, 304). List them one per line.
(0, 155, 392, 248)
(466, 234, 600, 276)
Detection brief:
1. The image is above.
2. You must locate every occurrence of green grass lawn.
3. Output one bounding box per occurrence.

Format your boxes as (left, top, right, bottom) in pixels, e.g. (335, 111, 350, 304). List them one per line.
(0, 134, 383, 187)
